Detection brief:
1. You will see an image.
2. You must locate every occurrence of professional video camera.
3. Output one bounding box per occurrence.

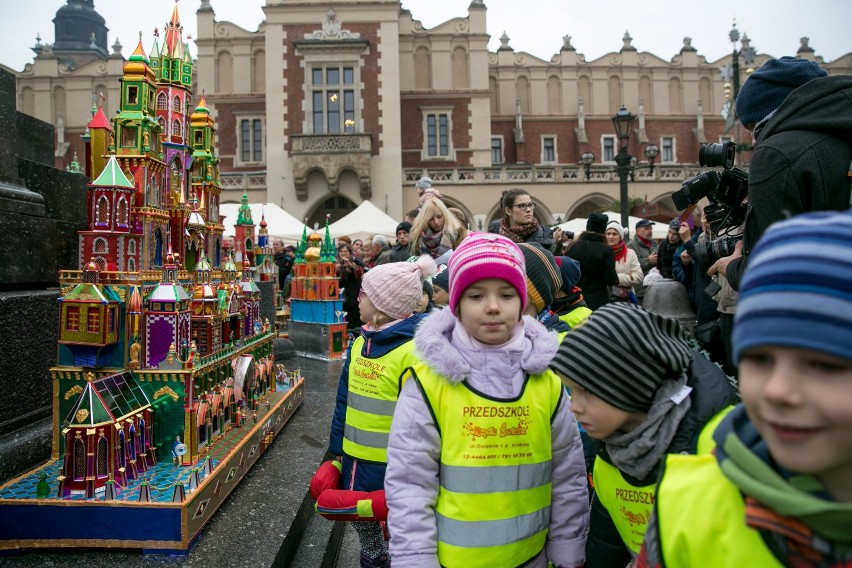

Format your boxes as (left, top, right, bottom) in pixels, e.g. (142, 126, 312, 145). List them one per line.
(671, 142, 748, 267)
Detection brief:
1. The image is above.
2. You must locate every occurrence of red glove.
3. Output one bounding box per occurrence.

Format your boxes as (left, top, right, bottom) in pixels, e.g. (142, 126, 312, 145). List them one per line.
(315, 489, 388, 522)
(310, 460, 342, 499)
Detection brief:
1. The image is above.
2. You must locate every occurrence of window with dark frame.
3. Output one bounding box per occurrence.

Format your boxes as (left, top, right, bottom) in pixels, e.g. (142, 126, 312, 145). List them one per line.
(311, 65, 356, 134)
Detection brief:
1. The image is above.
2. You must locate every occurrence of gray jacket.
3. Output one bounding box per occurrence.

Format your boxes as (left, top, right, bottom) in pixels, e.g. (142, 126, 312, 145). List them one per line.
(385, 308, 589, 568)
(627, 235, 656, 298)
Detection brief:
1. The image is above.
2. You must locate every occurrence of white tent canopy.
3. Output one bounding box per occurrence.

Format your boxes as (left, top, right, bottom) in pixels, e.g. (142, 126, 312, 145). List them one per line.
(219, 203, 306, 242)
(327, 200, 400, 242)
(557, 211, 670, 240)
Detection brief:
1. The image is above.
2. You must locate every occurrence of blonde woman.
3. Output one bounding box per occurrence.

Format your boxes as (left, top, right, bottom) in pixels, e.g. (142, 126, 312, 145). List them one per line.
(409, 197, 467, 259)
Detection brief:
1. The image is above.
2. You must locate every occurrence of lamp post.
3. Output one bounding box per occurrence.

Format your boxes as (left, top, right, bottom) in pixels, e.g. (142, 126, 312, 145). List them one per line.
(612, 106, 636, 230)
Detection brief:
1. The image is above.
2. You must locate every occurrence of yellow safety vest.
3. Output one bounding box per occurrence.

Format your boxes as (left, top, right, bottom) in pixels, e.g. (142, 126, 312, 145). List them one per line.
(592, 407, 732, 553)
(342, 335, 418, 463)
(558, 306, 592, 330)
(655, 453, 781, 567)
(413, 365, 563, 568)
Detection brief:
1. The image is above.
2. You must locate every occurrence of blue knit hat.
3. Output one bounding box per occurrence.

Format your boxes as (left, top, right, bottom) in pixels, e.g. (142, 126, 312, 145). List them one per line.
(733, 210, 852, 363)
(554, 256, 581, 292)
(735, 56, 827, 126)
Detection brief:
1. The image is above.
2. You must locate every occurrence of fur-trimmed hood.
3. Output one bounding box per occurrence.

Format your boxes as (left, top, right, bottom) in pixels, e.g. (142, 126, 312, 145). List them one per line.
(413, 307, 559, 384)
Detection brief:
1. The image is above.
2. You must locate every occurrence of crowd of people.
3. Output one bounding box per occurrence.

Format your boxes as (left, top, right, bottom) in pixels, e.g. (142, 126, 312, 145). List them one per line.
(294, 55, 852, 568)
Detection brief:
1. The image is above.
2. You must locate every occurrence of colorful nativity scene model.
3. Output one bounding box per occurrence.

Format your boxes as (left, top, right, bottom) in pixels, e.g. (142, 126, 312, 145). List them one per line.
(0, 3, 304, 554)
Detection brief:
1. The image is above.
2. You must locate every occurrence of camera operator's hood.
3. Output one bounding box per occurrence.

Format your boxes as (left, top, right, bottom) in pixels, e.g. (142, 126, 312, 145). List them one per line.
(757, 75, 852, 145)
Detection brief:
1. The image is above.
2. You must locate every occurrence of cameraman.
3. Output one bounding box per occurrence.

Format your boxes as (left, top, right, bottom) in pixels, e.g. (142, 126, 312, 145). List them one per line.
(709, 56, 852, 289)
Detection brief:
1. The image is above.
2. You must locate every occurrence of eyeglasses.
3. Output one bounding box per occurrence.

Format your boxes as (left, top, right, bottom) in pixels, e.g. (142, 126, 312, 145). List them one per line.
(512, 203, 536, 211)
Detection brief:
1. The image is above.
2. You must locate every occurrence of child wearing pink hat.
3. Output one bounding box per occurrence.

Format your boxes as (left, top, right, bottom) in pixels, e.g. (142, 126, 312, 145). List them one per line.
(385, 233, 588, 568)
(327, 255, 437, 568)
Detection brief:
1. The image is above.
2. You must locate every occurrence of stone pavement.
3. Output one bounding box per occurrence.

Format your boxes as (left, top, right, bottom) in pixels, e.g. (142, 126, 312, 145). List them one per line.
(0, 356, 358, 568)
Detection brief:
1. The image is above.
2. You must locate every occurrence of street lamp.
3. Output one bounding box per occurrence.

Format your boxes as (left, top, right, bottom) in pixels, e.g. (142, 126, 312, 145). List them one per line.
(612, 106, 636, 230)
(580, 151, 595, 180)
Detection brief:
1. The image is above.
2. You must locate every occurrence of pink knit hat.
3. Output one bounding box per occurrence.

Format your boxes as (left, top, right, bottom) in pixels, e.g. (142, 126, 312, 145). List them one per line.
(448, 233, 527, 315)
(361, 255, 438, 320)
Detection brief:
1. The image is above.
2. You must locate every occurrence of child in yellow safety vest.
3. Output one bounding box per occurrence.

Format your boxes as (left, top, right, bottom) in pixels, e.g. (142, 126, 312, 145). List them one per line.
(639, 210, 852, 568)
(327, 255, 436, 568)
(385, 232, 589, 568)
(548, 302, 738, 567)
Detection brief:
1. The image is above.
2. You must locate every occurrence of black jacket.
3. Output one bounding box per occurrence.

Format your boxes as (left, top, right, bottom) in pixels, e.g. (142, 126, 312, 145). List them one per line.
(564, 232, 618, 310)
(728, 75, 852, 289)
(585, 353, 739, 567)
(488, 218, 560, 253)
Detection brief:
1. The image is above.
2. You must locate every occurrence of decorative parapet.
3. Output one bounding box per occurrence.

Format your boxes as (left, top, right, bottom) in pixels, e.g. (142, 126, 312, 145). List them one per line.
(291, 134, 372, 154)
(403, 164, 716, 185)
(290, 134, 373, 202)
(219, 171, 267, 193)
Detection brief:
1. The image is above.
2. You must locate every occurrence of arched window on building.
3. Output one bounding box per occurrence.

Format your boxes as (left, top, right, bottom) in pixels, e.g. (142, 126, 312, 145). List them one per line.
(414, 46, 431, 90)
(669, 77, 683, 114)
(172, 119, 181, 137)
(578, 76, 592, 114)
(452, 46, 469, 89)
(73, 438, 86, 481)
(118, 430, 126, 468)
(96, 196, 109, 226)
(609, 76, 623, 115)
(639, 75, 653, 114)
(216, 51, 233, 94)
(128, 239, 136, 256)
(489, 76, 499, 114)
(127, 257, 136, 272)
(157, 116, 166, 134)
(252, 50, 266, 93)
(153, 228, 163, 267)
(547, 75, 562, 114)
(699, 77, 713, 114)
(157, 92, 167, 110)
(172, 95, 181, 112)
(516, 76, 530, 114)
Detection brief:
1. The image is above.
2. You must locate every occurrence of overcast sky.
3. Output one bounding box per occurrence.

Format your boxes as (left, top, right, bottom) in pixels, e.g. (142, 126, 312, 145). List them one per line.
(1, 0, 849, 72)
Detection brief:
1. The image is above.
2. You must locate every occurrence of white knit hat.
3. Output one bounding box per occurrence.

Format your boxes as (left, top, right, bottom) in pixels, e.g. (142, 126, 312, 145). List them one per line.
(606, 220, 624, 240)
(360, 256, 437, 319)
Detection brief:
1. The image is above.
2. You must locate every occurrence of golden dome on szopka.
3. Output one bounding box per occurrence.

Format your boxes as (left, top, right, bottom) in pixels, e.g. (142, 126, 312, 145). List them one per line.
(123, 34, 156, 82)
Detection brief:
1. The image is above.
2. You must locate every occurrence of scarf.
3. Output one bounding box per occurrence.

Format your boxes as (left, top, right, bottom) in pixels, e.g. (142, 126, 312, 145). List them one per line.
(499, 217, 540, 243)
(420, 227, 450, 258)
(602, 375, 692, 480)
(636, 235, 653, 248)
(715, 406, 852, 565)
(612, 240, 627, 263)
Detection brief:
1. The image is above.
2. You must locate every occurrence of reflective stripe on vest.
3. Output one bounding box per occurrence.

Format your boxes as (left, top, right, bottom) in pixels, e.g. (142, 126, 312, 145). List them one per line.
(593, 405, 735, 553)
(342, 336, 417, 463)
(558, 306, 592, 330)
(414, 365, 563, 568)
(657, 454, 781, 566)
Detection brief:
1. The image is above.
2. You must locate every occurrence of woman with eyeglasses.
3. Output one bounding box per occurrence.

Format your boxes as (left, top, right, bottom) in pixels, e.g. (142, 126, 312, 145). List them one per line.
(490, 188, 566, 253)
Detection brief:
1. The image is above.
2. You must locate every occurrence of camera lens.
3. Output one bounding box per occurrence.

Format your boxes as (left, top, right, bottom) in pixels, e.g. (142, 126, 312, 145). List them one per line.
(698, 142, 735, 168)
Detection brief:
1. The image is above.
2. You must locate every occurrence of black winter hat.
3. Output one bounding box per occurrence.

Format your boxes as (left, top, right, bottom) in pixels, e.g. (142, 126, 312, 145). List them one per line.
(550, 303, 692, 412)
(586, 212, 609, 234)
(396, 221, 412, 235)
(735, 56, 827, 126)
(432, 267, 450, 292)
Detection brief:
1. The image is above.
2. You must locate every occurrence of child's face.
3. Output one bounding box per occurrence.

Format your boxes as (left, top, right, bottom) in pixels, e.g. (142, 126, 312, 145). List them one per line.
(414, 292, 429, 313)
(457, 279, 521, 345)
(358, 292, 379, 324)
(739, 346, 852, 495)
(561, 377, 646, 439)
(432, 285, 449, 306)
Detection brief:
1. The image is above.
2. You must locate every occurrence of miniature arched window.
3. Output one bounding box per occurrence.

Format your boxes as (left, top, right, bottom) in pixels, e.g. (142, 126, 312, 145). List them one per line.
(95, 257, 107, 272)
(172, 119, 181, 137)
(245, 238, 253, 255)
(148, 175, 158, 207)
(212, 414, 219, 435)
(129, 423, 137, 460)
(172, 95, 181, 112)
(198, 421, 208, 447)
(93, 237, 108, 254)
(139, 418, 146, 454)
(116, 196, 128, 227)
(118, 430, 126, 468)
(153, 228, 163, 267)
(157, 116, 166, 133)
(224, 404, 231, 424)
(128, 239, 137, 255)
(127, 257, 136, 272)
(96, 437, 108, 477)
(96, 195, 109, 226)
(73, 438, 86, 481)
(157, 92, 167, 110)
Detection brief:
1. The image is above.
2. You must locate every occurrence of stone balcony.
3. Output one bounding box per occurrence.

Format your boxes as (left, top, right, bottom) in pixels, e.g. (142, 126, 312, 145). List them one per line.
(290, 134, 373, 201)
(220, 171, 267, 194)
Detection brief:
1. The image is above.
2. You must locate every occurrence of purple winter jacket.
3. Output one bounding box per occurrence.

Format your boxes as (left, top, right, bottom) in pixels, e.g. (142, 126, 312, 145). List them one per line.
(385, 308, 589, 568)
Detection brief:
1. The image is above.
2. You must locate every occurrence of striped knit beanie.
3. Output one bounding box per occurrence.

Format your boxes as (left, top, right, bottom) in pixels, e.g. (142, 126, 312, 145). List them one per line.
(733, 210, 852, 363)
(448, 232, 527, 315)
(518, 243, 562, 314)
(549, 303, 692, 412)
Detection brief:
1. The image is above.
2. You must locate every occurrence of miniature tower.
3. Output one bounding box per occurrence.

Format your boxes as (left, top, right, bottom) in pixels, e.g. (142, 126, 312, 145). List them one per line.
(142, 251, 191, 368)
(288, 217, 346, 359)
(190, 250, 223, 355)
(188, 95, 224, 268)
(86, 105, 112, 179)
(234, 193, 255, 265)
(78, 155, 143, 272)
